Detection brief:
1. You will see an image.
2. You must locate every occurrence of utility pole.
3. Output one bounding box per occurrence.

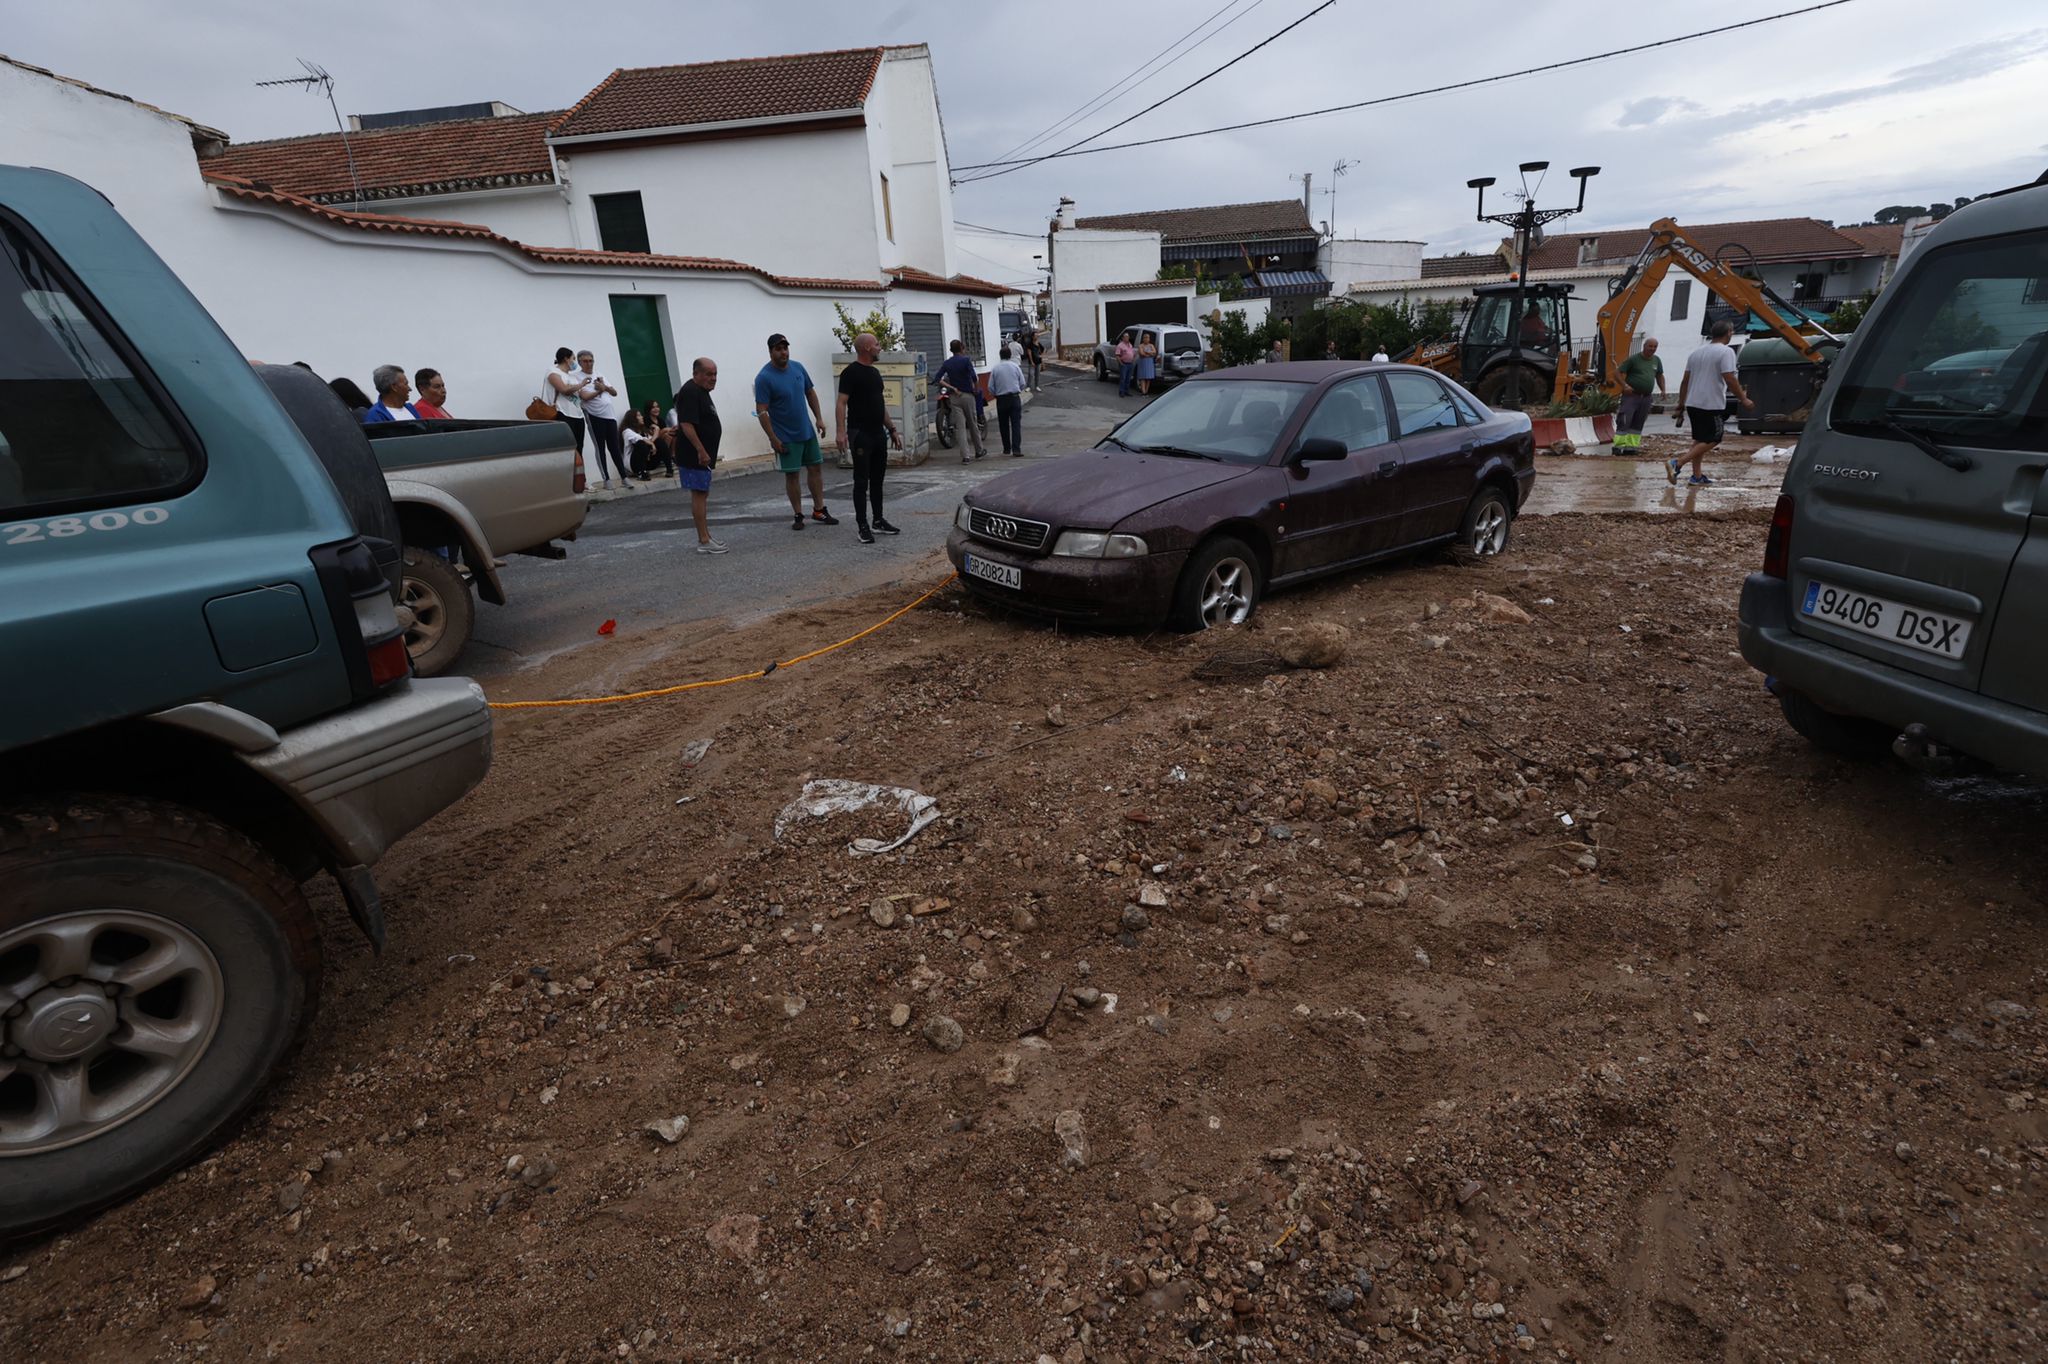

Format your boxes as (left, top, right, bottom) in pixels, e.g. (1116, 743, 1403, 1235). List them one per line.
(1466, 161, 1599, 372)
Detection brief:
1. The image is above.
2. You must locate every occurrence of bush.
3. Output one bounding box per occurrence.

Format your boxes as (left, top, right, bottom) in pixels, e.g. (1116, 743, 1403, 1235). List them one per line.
(1210, 309, 1273, 367)
(1825, 292, 1875, 332)
(831, 303, 903, 352)
(1293, 296, 1462, 360)
(1543, 388, 1621, 418)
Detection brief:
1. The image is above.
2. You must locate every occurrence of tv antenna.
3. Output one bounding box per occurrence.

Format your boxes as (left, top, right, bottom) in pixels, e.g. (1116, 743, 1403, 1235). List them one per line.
(1321, 157, 1356, 239)
(256, 59, 363, 212)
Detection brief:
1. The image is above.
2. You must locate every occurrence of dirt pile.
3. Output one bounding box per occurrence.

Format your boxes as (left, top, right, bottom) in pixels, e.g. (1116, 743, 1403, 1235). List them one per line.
(4, 512, 2045, 1363)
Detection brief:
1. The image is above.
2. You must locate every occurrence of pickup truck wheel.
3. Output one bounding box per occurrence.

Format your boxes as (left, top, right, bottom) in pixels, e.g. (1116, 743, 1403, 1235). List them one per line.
(1095, 355, 1109, 382)
(400, 546, 475, 678)
(0, 797, 319, 1238)
(1777, 689, 1897, 760)
(1170, 536, 1262, 632)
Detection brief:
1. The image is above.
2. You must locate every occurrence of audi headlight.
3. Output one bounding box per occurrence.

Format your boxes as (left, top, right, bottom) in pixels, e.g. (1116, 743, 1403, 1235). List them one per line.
(1052, 530, 1149, 558)
(955, 502, 973, 531)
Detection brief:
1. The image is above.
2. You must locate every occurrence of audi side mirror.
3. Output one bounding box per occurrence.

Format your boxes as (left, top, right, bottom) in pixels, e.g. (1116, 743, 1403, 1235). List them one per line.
(1293, 437, 1347, 464)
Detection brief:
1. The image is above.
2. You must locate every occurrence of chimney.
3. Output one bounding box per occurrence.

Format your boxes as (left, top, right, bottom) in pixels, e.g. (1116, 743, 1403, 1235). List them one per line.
(1056, 197, 1076, 230)
(1577, 235, 1599, 266)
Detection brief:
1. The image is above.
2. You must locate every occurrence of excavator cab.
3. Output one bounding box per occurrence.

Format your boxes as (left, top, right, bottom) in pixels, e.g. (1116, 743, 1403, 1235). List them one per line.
(1459, 283, 1572, 407)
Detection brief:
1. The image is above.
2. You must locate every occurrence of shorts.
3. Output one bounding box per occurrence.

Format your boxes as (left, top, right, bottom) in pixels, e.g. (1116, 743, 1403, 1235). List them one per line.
(678, 466, 712, 493)
(775, 436, 823, 473)
(1686, 408, 1725, 444)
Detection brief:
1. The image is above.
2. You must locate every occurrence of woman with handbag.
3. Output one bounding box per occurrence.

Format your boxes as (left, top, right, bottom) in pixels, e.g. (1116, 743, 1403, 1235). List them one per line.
(534, 347, 596, 478)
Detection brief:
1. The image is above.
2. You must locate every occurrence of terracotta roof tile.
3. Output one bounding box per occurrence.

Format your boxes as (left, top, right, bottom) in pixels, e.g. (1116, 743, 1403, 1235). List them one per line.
(206, 177, 882, 292)
(886, 265, 1008, 298)
(1073, 199, 1315, 243)
(1098, 279, 1196, 292)
(202, 111, 560, 204)
(1420, 251, 1507, 280)
(1838, 223, 1905, 257)
(1518, 218, 1874, 271)
(551, 48, 884, 140)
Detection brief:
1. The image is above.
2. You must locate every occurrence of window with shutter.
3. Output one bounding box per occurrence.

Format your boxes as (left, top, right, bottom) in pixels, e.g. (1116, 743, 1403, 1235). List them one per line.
(592, 192, 650, 254)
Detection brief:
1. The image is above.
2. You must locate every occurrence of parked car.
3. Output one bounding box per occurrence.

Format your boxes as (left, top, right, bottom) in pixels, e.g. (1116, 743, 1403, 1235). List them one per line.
(947, 362, 1534, 630)
(361, 417, 586, 676)
(1092, 324, 1205, 386)
(1738, 174, 2048, 772)
(0, 167, 493, 1236)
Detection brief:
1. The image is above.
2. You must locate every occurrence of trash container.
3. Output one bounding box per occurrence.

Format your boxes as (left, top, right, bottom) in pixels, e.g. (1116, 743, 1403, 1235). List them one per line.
(1735, 337, 1841, 435)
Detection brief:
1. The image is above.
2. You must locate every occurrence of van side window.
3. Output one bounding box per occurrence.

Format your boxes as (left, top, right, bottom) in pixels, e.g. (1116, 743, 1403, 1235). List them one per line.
(1832, 229, 2048, 450)
(0, 220, 193, 515)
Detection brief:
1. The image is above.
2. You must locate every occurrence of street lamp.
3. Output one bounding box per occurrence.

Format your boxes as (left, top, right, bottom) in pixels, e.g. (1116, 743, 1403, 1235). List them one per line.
(1467, 162, 1599, 382)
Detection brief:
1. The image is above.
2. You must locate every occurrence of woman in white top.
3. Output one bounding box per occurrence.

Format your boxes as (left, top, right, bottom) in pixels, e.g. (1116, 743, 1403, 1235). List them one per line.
(544, 347, 593, 468)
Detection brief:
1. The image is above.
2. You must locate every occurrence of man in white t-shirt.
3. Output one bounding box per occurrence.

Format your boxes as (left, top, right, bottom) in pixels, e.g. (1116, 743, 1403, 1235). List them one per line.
(576, 349, 629, 491)
(1668, 320, 1754, 487)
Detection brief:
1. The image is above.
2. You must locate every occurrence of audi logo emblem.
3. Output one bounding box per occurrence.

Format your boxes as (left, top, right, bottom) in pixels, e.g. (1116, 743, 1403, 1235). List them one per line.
(986, 515, 1020, 540)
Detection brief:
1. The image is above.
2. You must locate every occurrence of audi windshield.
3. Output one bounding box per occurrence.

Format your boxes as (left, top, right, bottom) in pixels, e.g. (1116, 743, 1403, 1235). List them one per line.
(1100, 379, 1307, 464)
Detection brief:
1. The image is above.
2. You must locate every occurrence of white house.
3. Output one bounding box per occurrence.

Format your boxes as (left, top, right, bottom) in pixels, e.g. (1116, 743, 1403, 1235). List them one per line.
(4, 45, 1005, 457)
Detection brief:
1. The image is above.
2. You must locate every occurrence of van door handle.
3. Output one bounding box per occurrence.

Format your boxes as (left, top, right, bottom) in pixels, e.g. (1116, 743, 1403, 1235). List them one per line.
(1460, 440, 1479, 454)
(1378, 460, 1399, 477)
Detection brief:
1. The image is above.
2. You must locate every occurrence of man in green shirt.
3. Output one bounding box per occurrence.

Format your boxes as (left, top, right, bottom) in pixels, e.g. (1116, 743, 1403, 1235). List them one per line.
(1614, 338, 1663, 453)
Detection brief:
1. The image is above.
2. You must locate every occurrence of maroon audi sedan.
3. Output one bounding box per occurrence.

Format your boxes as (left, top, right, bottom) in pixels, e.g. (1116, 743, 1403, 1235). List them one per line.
(945, 362, 1535, 629)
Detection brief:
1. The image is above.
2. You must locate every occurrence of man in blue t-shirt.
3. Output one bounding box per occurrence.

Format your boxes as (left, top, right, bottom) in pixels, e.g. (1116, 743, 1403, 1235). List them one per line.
(753, 332, 838, 530)
(935, 339, 984, 461)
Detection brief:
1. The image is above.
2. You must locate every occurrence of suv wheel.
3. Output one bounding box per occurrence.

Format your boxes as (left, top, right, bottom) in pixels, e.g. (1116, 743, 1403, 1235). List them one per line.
(1095, 355, 1110, 382)
(400, 546, 475, 678)
(0, 797, 320, 1238)
(1777, 689, 1897, 760)
(1171, 537, 1262, 631)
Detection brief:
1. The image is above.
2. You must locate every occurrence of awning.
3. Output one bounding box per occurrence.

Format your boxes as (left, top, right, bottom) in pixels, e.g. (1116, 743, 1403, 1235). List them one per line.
(1251, 269, 1333, 297)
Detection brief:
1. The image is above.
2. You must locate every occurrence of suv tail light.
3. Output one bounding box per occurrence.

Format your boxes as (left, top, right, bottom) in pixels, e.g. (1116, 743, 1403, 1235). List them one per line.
(1763, 494, 1795, 578)
(573, 449, 587, 495)
(309, 536, 410, 700)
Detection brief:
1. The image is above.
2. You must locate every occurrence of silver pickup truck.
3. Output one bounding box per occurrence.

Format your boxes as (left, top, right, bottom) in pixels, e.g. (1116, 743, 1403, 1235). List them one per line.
(362, 420, 586, 675)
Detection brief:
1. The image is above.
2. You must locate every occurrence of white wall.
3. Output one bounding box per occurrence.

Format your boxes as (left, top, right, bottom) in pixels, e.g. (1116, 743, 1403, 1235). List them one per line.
(2, 60, 884, 461)
(886, 291, 999, 371)
(1319, 239, 1424, 294)
(869, 48, 956, 279)
(560, 128, 882, 280)
(355, 185, 572, 247)
(1052, 228, 1162, 291)
(1054, 289, 1102, 351)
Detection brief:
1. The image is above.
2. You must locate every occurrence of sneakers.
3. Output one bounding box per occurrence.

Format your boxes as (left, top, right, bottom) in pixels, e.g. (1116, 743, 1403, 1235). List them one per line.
(695, 538, 729, 555)
(812, 507, 839, 525)
(1688, 474, 1715, 487)
(1665, 458, 1683, 485)
(873, 519, 901, 536)
(857, 525, 876, 545)
(791, 513, 806, 530)
(598, 479, 613, 491)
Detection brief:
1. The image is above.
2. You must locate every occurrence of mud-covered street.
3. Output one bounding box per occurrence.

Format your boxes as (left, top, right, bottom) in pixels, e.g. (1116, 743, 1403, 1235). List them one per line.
(5, 500, 2046, 1364)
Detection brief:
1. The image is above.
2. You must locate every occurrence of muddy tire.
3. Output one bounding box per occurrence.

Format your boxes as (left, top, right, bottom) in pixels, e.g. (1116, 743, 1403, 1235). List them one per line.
(1455, 485, 1515, 560)
(0, 797, 320, 1240)
(1777, 689, 1896, 760)
(1473, 365, 1550, 410)
(400, 545, 474, 679)
(1170, 536, 1262, 632)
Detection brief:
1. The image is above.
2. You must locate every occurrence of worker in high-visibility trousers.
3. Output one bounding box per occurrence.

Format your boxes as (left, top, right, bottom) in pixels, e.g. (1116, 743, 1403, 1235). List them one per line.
(1614, 338, 1664, 454)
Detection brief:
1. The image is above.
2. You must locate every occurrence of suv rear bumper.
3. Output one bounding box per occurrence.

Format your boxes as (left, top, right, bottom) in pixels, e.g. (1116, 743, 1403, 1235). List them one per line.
(241, 676, 493, 866)
(1739, 572, 2048, 774)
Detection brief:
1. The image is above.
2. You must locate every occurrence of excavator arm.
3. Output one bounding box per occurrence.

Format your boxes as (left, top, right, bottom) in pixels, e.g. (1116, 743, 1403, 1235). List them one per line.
(1587, 218, 1837, 392)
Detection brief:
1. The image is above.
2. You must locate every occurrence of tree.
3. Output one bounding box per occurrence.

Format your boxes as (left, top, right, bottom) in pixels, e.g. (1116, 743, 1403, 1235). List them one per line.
(830, 303, 902, 352)
(1209, 309, 1273, 367)
(1872, 205, 1928, 225)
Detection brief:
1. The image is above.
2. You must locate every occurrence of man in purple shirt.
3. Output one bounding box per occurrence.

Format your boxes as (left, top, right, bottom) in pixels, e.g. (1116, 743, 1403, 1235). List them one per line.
(935, 339, 984, 461)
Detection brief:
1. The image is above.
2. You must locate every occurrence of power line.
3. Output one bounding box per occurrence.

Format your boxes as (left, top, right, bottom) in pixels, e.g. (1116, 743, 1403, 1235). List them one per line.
(956, 0, 1336, 184)
(953, 219, 1044, 239)
(953, 0, 1857, 184)
(986, 0, 1264, 166)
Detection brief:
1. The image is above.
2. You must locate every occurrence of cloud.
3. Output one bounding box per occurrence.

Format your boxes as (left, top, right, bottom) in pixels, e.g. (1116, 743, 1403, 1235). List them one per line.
(1723, 29, 2048, 127)
(1616, 96, 1700, 128)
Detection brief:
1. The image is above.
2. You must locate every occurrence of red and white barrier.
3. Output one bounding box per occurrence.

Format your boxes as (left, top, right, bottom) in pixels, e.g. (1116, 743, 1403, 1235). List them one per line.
(1529, 414, 1615, 449)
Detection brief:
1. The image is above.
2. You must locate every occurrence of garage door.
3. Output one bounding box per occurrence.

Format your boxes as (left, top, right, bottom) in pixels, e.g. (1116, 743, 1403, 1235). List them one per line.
(901, 312, 945, 373)
(1105, 297, 1186, 341)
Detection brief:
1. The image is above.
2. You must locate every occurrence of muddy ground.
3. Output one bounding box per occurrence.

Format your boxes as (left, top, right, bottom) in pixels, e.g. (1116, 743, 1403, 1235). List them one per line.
(5, 496, 2046, 1363)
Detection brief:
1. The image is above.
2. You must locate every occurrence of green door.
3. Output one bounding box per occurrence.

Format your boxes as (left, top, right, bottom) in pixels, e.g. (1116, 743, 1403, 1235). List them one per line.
(609, 295, 673, 413)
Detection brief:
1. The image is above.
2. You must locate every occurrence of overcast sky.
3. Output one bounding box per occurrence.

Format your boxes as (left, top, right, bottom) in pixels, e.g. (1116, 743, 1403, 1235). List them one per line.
(11, 0, 2046, 288)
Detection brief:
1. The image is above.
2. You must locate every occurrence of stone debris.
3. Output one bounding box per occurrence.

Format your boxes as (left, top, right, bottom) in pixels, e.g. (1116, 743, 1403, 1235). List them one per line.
(1054, 1110, 1090, 1170)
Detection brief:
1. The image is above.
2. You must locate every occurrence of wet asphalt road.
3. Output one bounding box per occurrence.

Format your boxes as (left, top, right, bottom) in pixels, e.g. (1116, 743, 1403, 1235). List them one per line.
(466, 366, 1138, 676)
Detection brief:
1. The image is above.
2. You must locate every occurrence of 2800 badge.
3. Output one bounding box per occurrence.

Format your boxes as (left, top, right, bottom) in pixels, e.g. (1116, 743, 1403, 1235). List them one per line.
(3, 506, 170, 545)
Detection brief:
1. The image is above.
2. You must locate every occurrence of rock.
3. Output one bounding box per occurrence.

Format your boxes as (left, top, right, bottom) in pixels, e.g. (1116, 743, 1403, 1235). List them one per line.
(1414, 948, 1432, 968)
(1423, 634, 1450, 651)
(1301, 778, 1340, 804)
(1268, 823, 1293, 841)
(1455, 1178, 1485, 1207)
(1548, 438, 1577, 457)
(889, 1003, 912, 1028)
(1171, 1193, 1217, 1227)
(922, 1015, 964, 1053)
(1894, 1140, 1915, 1163)
(276, 1178, 305, 1214)
(645, 1116, 690, 1144)
(1138, 881, 1169, 908)
(1144, 1014, 1171, 1036)
(1121, 905, 1150, 932)
(1072, 986, 1103, 1009)
(1353, 1268, 1375, 1295)
(1011, 905, 1038, 932)
(1045, 705, 1066, 727)
(705, 1213, 761, 1262)
(1277, 621, 1349, 669)
(1986, 999, 2034, 1020)
(1841, 1282, 1884, 1317)
(1054, 1110, 1090, 1169)
(883, 1225, 925, 1274)
(1474, 592, 1533, 625)
(1325, 1286, 1357, 1311)
(868, 900, 899, 929)
(778, 994, 806, 1019)
(518, 1154, 556, 1188)
(176, 1275, 217, 1311)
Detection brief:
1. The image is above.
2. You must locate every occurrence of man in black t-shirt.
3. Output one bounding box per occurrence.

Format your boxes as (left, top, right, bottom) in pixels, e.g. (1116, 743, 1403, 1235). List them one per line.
(672, 357, 726, 554)
(834, 332, 903, 545)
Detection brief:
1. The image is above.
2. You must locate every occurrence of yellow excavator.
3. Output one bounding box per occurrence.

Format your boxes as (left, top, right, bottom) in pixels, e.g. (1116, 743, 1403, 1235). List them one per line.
(1553, 217, 1844, 428)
